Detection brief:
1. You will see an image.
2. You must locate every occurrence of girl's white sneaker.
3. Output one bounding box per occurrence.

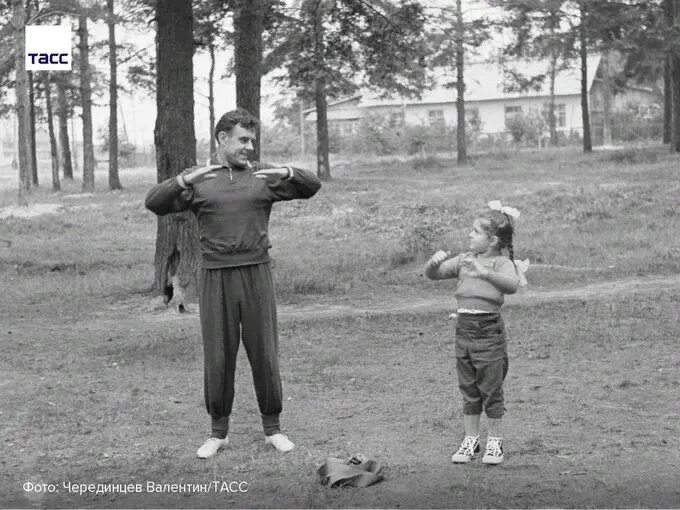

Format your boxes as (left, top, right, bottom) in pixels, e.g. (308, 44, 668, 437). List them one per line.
(482, 436, 504, 465)
(451, 435, 480, 463)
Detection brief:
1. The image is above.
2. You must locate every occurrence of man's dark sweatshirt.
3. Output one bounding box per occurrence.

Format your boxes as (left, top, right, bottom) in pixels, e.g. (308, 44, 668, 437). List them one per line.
(145, 165, 322, 268)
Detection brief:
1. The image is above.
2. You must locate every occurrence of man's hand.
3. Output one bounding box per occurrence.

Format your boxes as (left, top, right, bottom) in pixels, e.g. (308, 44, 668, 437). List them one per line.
(183, 160, 224, 185)
(253, 167, 290, 181)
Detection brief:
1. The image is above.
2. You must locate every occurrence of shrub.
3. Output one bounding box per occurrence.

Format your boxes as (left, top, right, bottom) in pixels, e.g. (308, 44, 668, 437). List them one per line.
(505, 111, 544, 145)
(412, 155, 449, 170)
(338, 113, 403, 155)
(606, 148, 659, 165)
(260, 123, 303, 160)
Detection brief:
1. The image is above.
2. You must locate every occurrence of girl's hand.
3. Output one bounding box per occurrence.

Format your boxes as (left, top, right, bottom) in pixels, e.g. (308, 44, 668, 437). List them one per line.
(460, 257, 490, 279)
(429, 250, 450, 266)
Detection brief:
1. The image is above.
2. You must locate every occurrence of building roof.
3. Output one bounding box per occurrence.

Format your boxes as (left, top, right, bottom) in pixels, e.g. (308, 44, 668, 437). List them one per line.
(361, 54, 603, 107)
(305, 54, 604, 119)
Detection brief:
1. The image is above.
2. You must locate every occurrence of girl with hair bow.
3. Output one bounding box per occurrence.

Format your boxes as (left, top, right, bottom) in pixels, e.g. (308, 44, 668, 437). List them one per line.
(425, 200, 528, 466)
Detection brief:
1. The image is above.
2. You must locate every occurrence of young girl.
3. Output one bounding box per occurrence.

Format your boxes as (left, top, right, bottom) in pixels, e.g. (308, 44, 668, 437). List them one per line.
(425, 201, 523, 466)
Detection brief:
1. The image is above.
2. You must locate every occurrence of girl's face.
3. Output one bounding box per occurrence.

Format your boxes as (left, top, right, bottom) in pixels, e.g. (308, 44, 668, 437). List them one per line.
(469, 218, 496, 254)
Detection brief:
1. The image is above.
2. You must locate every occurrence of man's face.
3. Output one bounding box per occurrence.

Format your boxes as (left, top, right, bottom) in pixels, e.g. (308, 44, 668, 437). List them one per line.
(217, 124, 256, 168)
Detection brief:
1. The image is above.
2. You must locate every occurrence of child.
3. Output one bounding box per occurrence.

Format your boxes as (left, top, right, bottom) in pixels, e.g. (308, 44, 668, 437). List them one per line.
(425, 200, 524, 466)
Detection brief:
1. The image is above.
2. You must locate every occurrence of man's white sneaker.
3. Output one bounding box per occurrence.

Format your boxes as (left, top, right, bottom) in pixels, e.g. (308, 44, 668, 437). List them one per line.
(264, 433, 295, 452)
(451, 435, 480, 464)
(197, 437, 228, 459)
(482, 436, 504, 465)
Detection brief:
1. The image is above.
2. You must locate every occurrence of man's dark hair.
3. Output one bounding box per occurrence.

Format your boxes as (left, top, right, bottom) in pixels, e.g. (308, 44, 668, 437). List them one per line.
(214, 108, 259, 140)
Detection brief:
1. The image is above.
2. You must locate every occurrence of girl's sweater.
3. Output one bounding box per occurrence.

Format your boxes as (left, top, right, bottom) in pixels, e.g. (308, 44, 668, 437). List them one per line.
(445, 253, 519, 312)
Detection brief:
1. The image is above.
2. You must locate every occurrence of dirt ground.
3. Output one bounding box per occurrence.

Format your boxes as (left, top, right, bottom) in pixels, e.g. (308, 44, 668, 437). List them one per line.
(2, 275, 679, 509)
(2, 154, 679, 508)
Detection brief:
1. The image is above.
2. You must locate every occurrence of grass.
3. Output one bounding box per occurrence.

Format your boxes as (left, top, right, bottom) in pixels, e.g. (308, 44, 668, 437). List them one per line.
(2, 293, 679, 508)
(2, 147, 680, 310)
(1, 146, 680, 508)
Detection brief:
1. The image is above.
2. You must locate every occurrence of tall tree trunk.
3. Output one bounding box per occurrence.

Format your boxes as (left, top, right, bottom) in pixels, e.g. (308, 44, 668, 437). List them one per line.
(602, 48, 612, 146)
(56, 77, 74, 179)
(455, 0, 466, 165)
(28, 71, 39, 186)
(299, 97, 305, 157)
(663, 0, 673, 144)
(78, 15, 96, 191)
(208, 43, 216, 159)
(314, 76, 331, 181)
(153, 0, 200, 308)
(44, 76, 61, 192)
(548, 54, 558, 146)
(71, 111, 79, 173)
(107, 0, 122, 190)
(313, 0, 331, 180)
(579, 2, 592, 153)
(671, 0, 680, 152)
(12, 0, 30, 206)
(664, 53, 672, 144)
(234, 0, 263, 160)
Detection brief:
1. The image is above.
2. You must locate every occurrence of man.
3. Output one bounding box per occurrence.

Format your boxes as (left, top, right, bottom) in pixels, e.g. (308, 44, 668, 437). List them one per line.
(145, 108, 321, 459)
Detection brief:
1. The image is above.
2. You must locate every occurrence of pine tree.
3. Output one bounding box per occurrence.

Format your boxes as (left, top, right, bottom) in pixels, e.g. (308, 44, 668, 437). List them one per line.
(151, 0, 200, 310)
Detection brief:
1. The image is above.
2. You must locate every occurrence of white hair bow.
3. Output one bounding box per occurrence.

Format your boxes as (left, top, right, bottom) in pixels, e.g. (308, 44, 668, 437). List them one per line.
(488, 200, 520, 219)
(515, 258, 530, 288)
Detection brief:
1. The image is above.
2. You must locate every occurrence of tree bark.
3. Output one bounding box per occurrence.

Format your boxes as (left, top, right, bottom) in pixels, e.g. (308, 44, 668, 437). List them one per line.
(12, 0, 30, 206)
(314, 75, 331, 181)
(153, 0, 200, 307)
(234, 0, 263, 159)
(71, 112, 79, 173)
(313, 0, 331, 180)
(602, 48, 612, 146)
(579, 1, 592, 153)
(28, 71, 39, 186)
(455, 0, 466, 165)
(78, 15, 96, 191)
(208, 43, 216, 159)
(299, 97, 305, 157)
(107, 0, 122, 190)
(664, 53, 672, 144)
(56, 77, 74, 179)
(548, 54, 558, 146)
(44, 75, 61, 192)
(663, 0, 673, 144)
(670, 0, 680, 152)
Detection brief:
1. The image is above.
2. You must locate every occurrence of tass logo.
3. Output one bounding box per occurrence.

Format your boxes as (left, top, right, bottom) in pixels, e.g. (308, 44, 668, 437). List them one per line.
(25, 25, 72, 71)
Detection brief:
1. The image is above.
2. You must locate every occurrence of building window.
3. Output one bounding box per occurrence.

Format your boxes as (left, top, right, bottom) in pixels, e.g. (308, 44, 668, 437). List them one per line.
(389, 110, 405, 127)
(428, 109, 444, 125)
(504, 105, 522, 120)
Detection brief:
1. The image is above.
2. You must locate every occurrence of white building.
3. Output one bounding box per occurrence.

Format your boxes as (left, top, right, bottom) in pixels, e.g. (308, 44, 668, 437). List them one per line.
(303, 54, 660, 140)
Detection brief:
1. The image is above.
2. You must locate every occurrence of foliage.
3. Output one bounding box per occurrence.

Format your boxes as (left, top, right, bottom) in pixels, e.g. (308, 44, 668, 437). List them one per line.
(267, 0, 429, 104)
(505, 110, 545, 144)
(338, 113, 403, 155)
(96, 121, 136, 156)
(607, 101, 664, 143)
(427, 4, 491, 69)
(260, 121, 301, 160)
(329, 112, 483, 156)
